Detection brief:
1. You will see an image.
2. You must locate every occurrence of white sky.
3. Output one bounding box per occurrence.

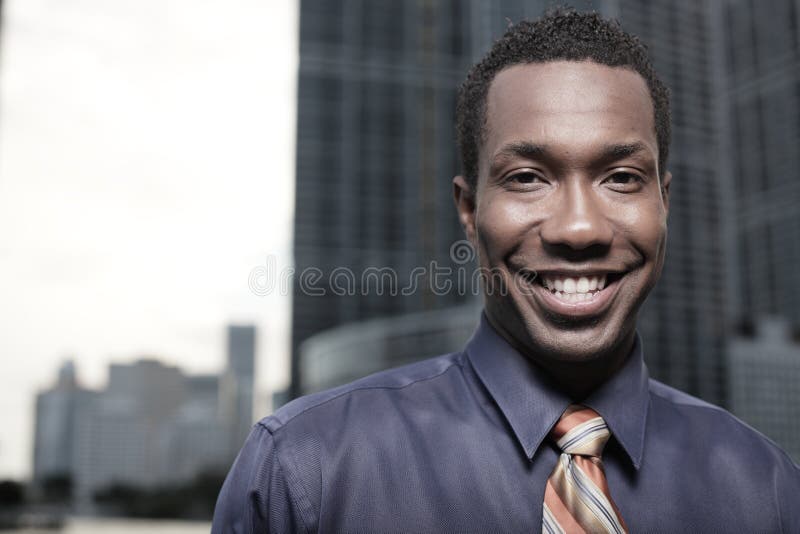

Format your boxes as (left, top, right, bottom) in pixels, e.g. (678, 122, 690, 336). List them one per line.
(0, 0, 298, 480)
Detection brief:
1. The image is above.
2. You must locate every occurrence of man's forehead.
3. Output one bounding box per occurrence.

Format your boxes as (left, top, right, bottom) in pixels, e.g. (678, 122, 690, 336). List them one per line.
(488, 60, 651, 102)
(482, 60, 657, 162)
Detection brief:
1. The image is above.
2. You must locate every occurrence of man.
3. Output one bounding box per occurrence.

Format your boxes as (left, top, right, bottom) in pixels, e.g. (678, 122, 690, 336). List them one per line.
(213, 9, 799, 533)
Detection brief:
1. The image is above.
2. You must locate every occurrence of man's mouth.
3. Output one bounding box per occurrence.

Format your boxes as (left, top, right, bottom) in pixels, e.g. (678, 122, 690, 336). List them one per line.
(518, 270, 626, 315)
(540, 272, 625, 302)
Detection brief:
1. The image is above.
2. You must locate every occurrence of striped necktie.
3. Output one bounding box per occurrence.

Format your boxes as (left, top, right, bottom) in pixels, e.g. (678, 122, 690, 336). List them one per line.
(542, 405, 628, 534)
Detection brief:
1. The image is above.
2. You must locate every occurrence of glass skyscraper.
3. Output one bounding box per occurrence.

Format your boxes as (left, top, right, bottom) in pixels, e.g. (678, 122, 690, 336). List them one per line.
(720, 0, 800, 325)
(291, 1, 481, 396)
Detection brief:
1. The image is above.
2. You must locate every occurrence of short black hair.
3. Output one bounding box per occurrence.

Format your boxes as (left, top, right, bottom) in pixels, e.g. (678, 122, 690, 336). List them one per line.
(456, 7, 671, 189)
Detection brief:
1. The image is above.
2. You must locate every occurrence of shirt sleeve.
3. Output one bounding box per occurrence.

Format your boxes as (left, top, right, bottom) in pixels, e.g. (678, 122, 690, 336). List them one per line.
(212, 423, 308, 534)
(775, 455, 800, 532)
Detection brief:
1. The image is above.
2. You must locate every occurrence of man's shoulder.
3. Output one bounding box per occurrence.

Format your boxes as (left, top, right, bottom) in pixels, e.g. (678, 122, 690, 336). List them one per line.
(262, 351, 466, 435)
(647, 378, 722, 411)
(647, 378, 799, 469)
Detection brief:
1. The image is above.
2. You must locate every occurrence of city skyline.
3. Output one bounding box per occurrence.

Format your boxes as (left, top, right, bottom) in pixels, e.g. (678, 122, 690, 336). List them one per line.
(32, 324, 256, 511)
(0, 0, 298, 481)
(3, 0, 798, 484)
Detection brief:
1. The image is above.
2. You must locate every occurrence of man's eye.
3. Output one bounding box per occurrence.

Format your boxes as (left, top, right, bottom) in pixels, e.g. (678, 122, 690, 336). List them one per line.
(604, 172, 644, 190)
(507, 172, 545, 184)
(607, 172, 639, 184)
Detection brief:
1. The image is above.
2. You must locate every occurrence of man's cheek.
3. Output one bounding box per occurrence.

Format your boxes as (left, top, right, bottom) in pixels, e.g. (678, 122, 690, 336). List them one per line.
(476, 219, 514, 262)
(635, 217, 668, 257)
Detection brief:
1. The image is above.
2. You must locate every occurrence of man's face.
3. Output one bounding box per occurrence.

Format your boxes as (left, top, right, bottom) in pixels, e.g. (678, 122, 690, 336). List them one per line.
(455, 61, 670, 365)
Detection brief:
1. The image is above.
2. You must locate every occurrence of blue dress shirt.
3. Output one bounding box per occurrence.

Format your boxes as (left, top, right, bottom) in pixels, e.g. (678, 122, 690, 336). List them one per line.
(213, 314, 800, 533)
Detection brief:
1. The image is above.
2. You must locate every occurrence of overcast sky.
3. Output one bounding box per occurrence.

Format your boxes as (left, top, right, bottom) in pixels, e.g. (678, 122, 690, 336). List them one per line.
(0, 0, 298, 480)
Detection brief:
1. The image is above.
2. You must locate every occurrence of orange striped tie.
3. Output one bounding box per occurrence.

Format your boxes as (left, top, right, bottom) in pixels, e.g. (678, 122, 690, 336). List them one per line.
(542, 405, 628, 534)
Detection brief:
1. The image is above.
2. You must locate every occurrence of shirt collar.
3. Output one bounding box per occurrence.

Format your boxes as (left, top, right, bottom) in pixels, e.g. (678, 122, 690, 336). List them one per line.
(465, 313, 649, 469)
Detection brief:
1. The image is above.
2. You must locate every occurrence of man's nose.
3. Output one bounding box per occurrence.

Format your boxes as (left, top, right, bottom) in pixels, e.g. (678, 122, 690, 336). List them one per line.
(539, 180, 613, 251)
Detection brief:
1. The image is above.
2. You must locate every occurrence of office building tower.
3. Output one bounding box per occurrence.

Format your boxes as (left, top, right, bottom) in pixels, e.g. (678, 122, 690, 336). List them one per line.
(290, 0, 488, 396)
(222, 325, 256, 452)
(72, 359, 188, 505)
(715, 0, 800, 325)
(166, 374, 230, 481)
(32, 361, 93, 483)
(728, 317, 800, 462)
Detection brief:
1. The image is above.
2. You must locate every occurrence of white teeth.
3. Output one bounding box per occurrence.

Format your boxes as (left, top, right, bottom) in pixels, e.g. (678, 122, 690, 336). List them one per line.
(576, 277, 589, 293)
(552, 291, 591, 303)
(562, 278, 576, 293)
(572, 292, 584, 302)
(541, 273, 612, 301)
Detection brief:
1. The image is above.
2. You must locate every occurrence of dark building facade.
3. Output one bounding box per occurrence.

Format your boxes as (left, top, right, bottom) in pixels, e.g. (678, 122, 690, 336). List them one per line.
(291, 0, 798, 411)
(718, 0, 800, 325)
(291, 1, 482, 396)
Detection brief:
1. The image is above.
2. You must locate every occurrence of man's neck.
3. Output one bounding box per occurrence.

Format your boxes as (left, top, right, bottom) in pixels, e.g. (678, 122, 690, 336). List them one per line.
(485, 314, 635, 401)
(533, 345, 632, 400)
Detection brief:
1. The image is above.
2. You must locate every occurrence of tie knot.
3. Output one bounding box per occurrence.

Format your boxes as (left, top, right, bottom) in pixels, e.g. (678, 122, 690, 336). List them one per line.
(549, 405, 610, 457)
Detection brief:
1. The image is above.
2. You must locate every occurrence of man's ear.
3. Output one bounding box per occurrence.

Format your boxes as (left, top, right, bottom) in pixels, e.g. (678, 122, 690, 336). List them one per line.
(661, 170, 672, 215)
(453, 175, 477, 243)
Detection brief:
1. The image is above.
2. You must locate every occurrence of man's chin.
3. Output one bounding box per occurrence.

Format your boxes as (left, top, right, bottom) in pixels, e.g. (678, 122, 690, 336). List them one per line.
(535, 336, 617, 364)
(484, 299, 635, 364)
(518, 317, 632, 364)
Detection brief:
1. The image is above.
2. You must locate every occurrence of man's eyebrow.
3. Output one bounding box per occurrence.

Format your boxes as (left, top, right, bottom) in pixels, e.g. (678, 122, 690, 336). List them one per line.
(599, 142, 651, 163)
(489, 141, 548, 171)
(488, 140, 654, 174)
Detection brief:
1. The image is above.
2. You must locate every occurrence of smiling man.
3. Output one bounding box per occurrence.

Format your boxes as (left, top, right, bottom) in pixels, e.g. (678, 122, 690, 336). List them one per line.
(213, 9, 799, 533)
(454, 57, 671, 403)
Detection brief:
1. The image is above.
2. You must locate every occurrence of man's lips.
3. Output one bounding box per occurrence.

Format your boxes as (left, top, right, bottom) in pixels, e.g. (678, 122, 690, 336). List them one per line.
(517, 269, 627, 318)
